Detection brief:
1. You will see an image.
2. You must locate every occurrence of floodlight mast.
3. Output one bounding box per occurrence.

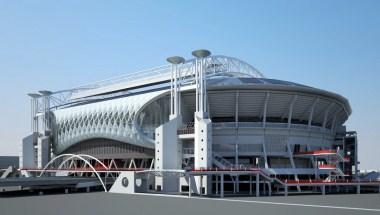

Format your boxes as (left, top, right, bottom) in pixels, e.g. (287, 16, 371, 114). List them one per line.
(192, 49, 211, 115)
(167, 56, 185, 119)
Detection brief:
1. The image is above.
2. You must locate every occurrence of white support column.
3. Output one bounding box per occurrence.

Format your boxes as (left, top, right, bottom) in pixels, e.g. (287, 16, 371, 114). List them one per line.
(262, 93, 270, 169)
(188, 175, 192, 197)
(233, 176, 236, 194)
(323, 103, 334, 128)
(354, 134, 358, 179)
(263, 181, 266, 194)
(194, 115, 212, 194)
(38, 91, 52, 134)
(235, 92, 239, 123)
(27, 93, 41, 133)
(202, 58, 207, 113)
(195, 58, 199, 112)
(155, 56, 186, 192)
(192, 49, 212, 195)
(286, 95, 299, 190)
(21, 134, 37, 171)
(285, 185, 288, 196)
(268, 182, 272, 196)
(286, 141, 300, 192)
(262, 93, 270, 128)
(331, 113, 338, 133)
(262, 141, 269, 169)
(37, 136, 51, 169)
(170, 64, 174, 115)
(287, 95, 297, 129)
(249, 174, 252, 195)
(200, 58, 204, 113)
(308, 98, 319, 129)
(235, 92, 239, 168)
(216, 174, 219, 195)
(155, 116, 182, 192)
(220, 173, 224, 198)
(167, 56, 185, 119)
(307, 144, 318, 179)
(200, 175, 203, 196)
(256, 173, 260, 197)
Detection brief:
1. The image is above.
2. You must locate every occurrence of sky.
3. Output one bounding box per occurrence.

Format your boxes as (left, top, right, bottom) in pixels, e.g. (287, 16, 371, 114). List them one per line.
(0, 0, 379, 169)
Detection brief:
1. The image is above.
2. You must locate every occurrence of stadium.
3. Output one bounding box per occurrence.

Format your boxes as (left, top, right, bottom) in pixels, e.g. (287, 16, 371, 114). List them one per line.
(20, 49, 368, 196)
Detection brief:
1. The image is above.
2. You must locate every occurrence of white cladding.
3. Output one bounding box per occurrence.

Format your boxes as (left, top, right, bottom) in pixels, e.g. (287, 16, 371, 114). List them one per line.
(53, 89, 167, 154)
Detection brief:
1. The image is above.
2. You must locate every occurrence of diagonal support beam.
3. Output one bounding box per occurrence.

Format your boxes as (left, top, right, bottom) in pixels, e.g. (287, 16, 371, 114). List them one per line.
(262, 93, 270, 128)
(287, 95, 298, 128)
(323, 103, 335, 128)
(308, 98, 319, 129)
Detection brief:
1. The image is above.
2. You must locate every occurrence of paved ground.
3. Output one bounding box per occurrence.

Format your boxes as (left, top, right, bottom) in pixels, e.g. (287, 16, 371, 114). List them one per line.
(1, 192, 379, 215)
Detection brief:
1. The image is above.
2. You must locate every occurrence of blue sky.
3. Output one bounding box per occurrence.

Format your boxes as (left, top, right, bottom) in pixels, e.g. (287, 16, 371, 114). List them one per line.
(0, 0, 379, 169)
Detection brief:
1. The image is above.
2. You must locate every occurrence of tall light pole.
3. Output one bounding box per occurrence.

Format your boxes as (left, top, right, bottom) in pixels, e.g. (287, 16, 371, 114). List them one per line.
(192, 49, 211, 115)
(167, 56, 185, 119)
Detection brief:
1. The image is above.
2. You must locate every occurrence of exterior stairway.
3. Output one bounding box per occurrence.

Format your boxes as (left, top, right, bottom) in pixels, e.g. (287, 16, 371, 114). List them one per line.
(318, 164, 346, 180)
(213, 153, 234, 169)
(1, 166, 14, 179)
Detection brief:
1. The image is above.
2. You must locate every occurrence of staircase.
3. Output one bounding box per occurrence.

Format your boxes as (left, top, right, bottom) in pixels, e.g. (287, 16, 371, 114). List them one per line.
(335, 150, 350, 163)
(319, 163, 346, 179)
(1, 166, 14, 179)
(333, 167, 345, 177)
(213, 153, 234, 169)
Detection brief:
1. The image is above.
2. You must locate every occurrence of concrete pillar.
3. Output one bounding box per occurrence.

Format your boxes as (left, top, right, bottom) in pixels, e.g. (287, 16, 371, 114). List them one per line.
(357, 185, 360, 194)
(237, 176, 240, 193)
(65, 188, 69, 194)
(155, 116, 182, 192)
(268, 182, 272, 196)
(220, 174, 224, 198)
(249, 174, 252, 196)
(285, 186, 288, 196)
(37, 136, 51, 169)
(200, 175, 203, 196)
(321, 185, 325, 195)
(216, 174, 219, 195)
(21, 133, 37, 170)
(188, 175, 192, 197)
(263, 182, 267, 195)
(194, 114, 212, 194)
(233, 176, 236, 194)
(256, 173, 260, 197)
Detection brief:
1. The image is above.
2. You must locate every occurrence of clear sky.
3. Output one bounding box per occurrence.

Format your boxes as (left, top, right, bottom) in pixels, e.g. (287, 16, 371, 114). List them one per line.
(0, 1, 379, 169)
